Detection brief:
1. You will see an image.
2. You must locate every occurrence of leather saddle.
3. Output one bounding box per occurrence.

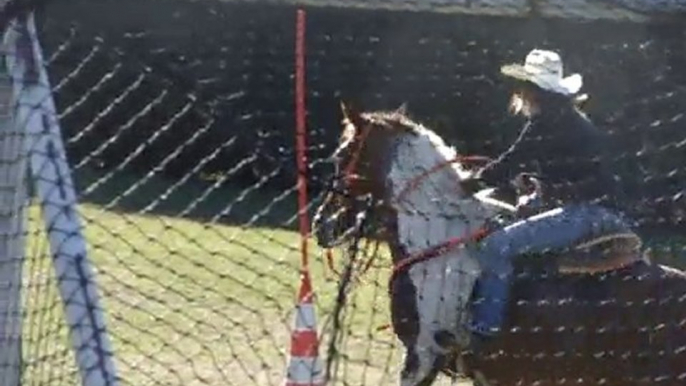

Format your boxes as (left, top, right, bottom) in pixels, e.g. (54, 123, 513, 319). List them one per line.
(475, 178, 645, 276)
(516, 175, 645, 275)
(556, 231, 645, 274)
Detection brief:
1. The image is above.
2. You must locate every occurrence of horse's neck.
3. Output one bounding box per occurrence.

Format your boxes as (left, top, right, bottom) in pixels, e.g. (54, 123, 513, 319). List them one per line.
(385, 131, 483, 346)
(387, 131, 487, 255)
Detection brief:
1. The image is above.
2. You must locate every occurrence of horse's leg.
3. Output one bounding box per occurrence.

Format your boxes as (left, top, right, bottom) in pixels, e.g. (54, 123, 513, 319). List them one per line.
(399, 340, 442, 386)
(472, 371, 493, 386)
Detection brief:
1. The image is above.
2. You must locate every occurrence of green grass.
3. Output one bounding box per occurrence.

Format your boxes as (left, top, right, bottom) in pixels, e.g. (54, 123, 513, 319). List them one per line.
(72, 166, 300, 230)
(18, 170, 683, 385)
(14, 166, 438, 385)
(20, 201, 440, 386)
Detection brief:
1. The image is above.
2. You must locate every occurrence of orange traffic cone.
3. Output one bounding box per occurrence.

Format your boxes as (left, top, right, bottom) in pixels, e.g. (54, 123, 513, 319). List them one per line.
(284, 270, 324, 386)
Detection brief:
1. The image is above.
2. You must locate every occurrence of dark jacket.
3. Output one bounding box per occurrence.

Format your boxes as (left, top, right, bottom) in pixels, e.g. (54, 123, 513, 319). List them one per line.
(477, 97, 625, 211)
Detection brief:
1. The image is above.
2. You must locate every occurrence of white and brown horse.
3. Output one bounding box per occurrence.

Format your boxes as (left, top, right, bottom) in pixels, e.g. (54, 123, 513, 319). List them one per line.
(313, 103, 686, 386)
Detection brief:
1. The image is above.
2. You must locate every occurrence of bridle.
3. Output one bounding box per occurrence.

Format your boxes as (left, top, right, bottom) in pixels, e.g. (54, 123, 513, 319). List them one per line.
(322, 119, 493, 284)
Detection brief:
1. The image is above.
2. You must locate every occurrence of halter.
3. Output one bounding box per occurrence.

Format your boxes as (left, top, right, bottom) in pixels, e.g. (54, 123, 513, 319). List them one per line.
(320, 122, 376, 276)
(325, 121, 492, 284)
(338, 121, 373, 189)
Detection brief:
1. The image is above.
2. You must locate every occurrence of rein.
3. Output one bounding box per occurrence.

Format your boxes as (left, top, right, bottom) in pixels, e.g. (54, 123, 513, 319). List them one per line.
(342, 123, 373, 186)
(325, 123, 493, 283)
(389, 226, 490, 288)
(394, 154, 491, 203)
(390, 154, 493, 284)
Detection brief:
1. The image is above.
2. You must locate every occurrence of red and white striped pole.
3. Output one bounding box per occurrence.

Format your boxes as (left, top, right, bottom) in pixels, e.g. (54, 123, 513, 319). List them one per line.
(285, 8, 324, 386)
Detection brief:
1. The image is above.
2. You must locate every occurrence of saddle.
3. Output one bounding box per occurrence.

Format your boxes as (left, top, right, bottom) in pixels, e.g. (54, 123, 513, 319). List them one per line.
(519, 176, 645, 274)
(555, 231, 645, 274)
(509, 229, 645, 276)
(475, 186, 645, 276)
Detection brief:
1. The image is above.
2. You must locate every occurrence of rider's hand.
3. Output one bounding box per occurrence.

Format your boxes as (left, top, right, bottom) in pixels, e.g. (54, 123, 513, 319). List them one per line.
(514, 173, 545, 217)
(512, 172, 541, 195)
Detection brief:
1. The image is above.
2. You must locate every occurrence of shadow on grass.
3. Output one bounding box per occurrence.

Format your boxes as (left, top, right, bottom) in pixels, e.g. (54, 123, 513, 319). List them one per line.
(69, 167, 686, 268)
(71, 167, 303, 232)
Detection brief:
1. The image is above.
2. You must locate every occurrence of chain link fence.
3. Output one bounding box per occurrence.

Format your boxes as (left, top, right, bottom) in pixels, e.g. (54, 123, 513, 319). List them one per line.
(0, 0, 684, 385)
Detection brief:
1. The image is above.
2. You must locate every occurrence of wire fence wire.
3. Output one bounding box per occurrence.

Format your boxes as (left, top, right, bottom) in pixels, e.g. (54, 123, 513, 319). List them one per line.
(0, 0, 684, 385)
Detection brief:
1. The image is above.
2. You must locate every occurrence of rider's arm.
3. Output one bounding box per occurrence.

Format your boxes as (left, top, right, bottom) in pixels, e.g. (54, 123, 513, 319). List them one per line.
(527, 113, 624, 209)
(476, 121, 536, 189)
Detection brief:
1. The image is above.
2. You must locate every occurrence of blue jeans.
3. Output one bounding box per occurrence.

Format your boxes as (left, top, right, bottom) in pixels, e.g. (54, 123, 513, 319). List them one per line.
(469, 203, 630, 336)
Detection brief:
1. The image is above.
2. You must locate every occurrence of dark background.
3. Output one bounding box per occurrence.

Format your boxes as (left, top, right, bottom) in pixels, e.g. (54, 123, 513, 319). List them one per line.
(36, 0, 686, 234)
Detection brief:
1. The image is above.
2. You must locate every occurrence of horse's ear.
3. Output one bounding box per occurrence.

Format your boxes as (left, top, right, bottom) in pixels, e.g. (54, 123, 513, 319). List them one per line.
(339, 100, 364, 127)
(340, 100, 350, 121)
(338, 100, 360, 147)
(394, 103, 408, 116)
(340, 100, 362, 117)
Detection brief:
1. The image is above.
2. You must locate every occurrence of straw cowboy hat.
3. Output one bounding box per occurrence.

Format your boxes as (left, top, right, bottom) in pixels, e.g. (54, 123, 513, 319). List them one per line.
(501, 49, 583, 96)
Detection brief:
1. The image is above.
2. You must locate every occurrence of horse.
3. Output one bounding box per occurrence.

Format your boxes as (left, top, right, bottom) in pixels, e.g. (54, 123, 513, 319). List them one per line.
(312, 103, 686, 386)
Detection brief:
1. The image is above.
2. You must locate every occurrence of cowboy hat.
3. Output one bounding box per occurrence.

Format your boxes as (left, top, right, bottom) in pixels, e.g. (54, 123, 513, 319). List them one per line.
(500, 49, 583, 96)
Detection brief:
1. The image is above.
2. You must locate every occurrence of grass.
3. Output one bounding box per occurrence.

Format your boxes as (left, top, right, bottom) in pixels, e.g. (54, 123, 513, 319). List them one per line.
(19, 190, 449, 385)
(16, 170, 685, 386)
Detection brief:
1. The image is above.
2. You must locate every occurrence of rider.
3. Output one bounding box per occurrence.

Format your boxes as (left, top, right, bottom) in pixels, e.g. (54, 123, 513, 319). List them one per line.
(466, 49, 631, 348)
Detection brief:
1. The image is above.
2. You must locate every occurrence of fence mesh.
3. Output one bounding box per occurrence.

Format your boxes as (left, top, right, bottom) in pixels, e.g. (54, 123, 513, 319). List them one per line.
(0, 0, 684, 385)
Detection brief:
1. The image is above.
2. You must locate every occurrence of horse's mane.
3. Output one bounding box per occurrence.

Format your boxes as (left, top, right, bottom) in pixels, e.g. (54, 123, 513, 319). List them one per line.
(360, 108, 466, 177)
(360, 109, 422, 132)
(358, 106, 482, 223)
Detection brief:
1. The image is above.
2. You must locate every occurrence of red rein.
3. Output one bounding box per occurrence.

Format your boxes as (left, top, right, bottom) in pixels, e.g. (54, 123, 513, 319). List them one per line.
(322, 127, 494, 332)
(395, 154, 491, 202)
(324, 149, 492, 282)
(389, 153, 491, 280)
(389, 226, 491, 287)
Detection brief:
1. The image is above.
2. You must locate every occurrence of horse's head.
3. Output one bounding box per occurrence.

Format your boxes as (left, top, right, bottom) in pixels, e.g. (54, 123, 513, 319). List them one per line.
(313, 102, 417, 248)
(313, 102, 491, 250)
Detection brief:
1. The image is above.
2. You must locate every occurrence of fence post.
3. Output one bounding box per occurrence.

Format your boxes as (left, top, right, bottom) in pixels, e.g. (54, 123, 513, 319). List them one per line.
(5, 13, 120, 386)
(0, 27, 26, 386)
